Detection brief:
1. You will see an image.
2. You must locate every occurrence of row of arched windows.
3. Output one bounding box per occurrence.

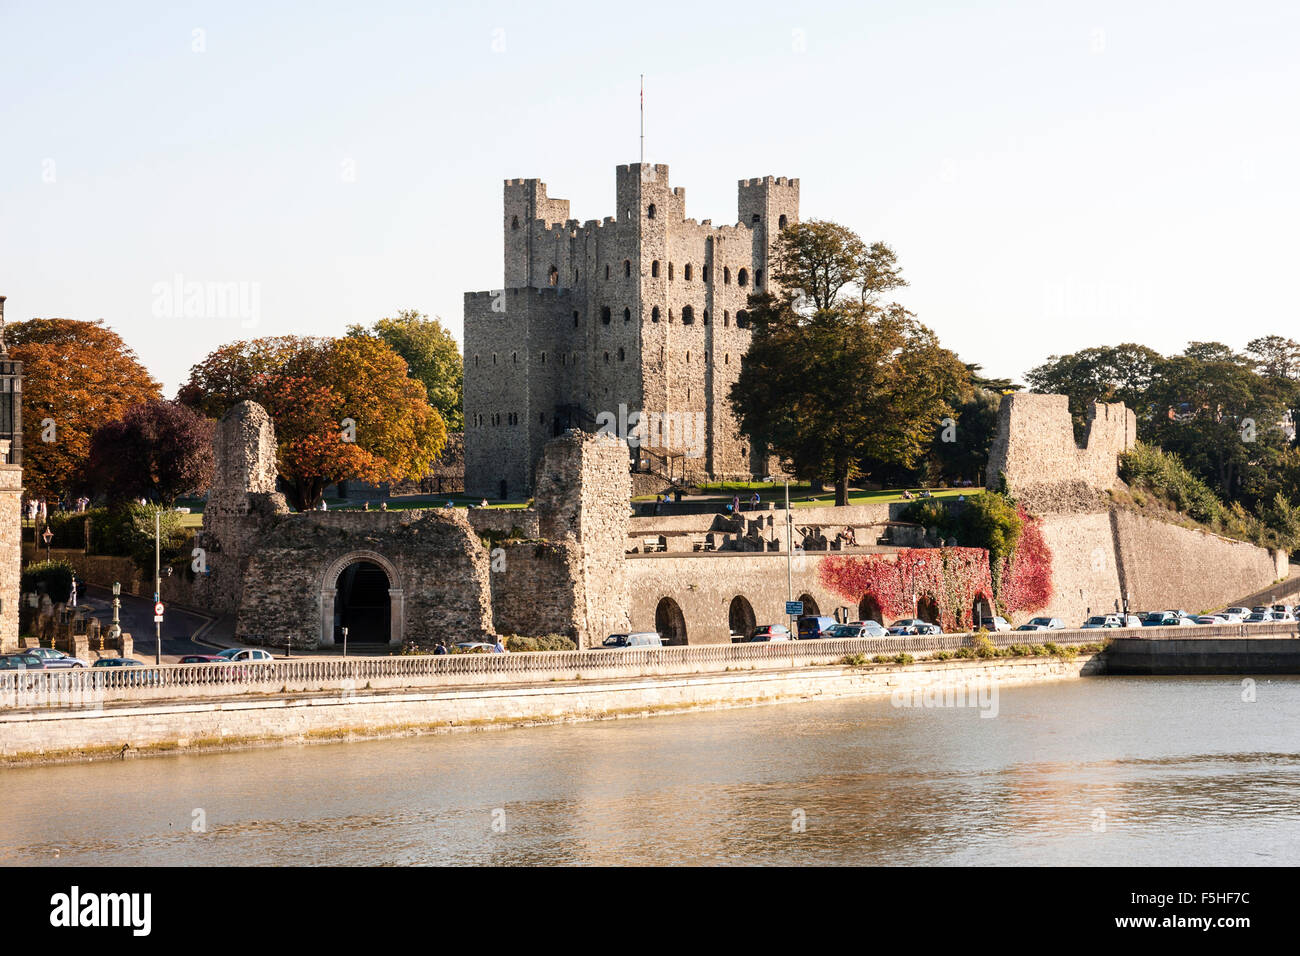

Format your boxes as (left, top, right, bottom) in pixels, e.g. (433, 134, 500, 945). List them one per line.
(547, 262, 761, 288)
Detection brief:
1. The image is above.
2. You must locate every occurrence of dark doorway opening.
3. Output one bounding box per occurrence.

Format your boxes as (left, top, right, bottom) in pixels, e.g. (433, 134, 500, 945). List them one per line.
(655, 597, 687, 645)
(336, 561, 391, 644)
(798, 593, 820, 617)
(858, 594, 883, 624)
(728, 595, 756, 641)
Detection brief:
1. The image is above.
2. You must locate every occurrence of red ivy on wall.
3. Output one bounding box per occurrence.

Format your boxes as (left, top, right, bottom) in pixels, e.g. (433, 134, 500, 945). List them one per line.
(819, 547, 994, 632)
(1000, 509, 1053, 615)
(818, 510, 1054, 628)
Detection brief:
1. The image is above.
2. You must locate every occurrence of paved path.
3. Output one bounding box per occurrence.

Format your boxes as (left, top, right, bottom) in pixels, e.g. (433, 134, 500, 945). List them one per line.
(80, 585, 213, 664)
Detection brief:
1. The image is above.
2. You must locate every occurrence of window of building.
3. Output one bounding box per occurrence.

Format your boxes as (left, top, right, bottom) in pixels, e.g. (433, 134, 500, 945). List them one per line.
(755, 270, 762, 287)
(540, 352, 546, 364)
(736, 310, 750, 328)
(605, 264, 610, 280)
(724, 267, 731, 285)
(574, 270, 580, 284)
(684, 264, 692, 281)
(624, 259, 631, 277)
(511, 215, 519, 230)
(703, 310, 709, 325)
(604, 351, 610, 363)
(686, 351, 691, 362)
(512, 352, 517, 363)
(601, 307, 611, 325)
(724, 310, 730, 326)
(738, 268, 748, 287)
(548, 265, 558, 286)
(778, 214, 788, 229)
(493, 353, 497, 365)
(624, 307, 631, 323)
(681, 305, 694, 325)
(668, 262, 674, 280)
(618, 347, 625, 361)
(573, 310, 579, 327)
(474, 355, 479, 367)
(668, 309, 673, 323)
(725, 354, 729, 365)
(647, 203, 656, 219)
(702, 265, 709, 282)
(752, 213, 760, 223)
(704, 351, 710, 364)
(652, 306, 660, 323)
(652, 260, 660, 277)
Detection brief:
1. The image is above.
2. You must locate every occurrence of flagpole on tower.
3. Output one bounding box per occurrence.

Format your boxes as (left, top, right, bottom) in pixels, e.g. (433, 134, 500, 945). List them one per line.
(640, 74, 645, 167)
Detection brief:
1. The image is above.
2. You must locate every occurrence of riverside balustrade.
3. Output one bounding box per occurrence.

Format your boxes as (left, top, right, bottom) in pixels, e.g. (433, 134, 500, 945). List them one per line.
(2, 621, 1295, 711)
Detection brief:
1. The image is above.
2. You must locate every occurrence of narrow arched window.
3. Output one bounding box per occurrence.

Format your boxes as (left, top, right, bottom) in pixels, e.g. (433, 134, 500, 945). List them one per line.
(738, 268, 748, 287)
(684, 264, 692, 281)
(624, 259, 631, 277)
(573, 310, 580, 327)
(623, 307, 631, 322)
(724, 310, 730, 327)
(605, 264, 610, 279)
(724, 267, 731, 285)
(668, 262, 674, 280)
(652, 260, 660, 277)
(752, 213, 760, 224)
(778, 214, 788, 229)
(618, 347, 625, 361)
(604, 351, 610, 363)
(736, 310, 750, 328)
(548, 265, 558, 286)
(681, 306, 695, 325)
(511, 215, 519, 230)
(652, 306, 660, 323)
(647, 203, 656, 219)
(601, 307, 611, 325)
(686, 351, 691, 362)
(725, 354, 730, 365)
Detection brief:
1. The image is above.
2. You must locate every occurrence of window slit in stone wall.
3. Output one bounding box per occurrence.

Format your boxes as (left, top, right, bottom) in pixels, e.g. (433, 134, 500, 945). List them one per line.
(512, 352, 517, 363)
(705, 350, 710, 364)
(652, 306, 660, 323)
(573, 311, 579, 327)
(778, 214, 788, 228)
(702, 265, 709, 282)
(686, 351, 690, 362)
(541, 352, 546, 364)
(755, 270, 762, 287)
(669, 263, 674, 280)
(624, 259, 631, 277)
(548, 265, 558, 286)
(604, 351, 609, 363)
(703, 310, 709, 325)
(724, 267, 731, 285)
(624, 307, 631, 322)
(493, 354, 497, 365)
(725, 354, 729, 365)
(605, 265, 610, 279)
(681, 305, 694, 325)
(618, 347, 625, 361)
(652, 260, 660, 277)
(738, 268, 748, 287)
(752, 214, 760, 223)
(601, 307, 611, 325)
(724, 310, 730, 326)
(648, 203, 656, 219)
(511, 215, 519, 230)
(685, 264, 692, 281)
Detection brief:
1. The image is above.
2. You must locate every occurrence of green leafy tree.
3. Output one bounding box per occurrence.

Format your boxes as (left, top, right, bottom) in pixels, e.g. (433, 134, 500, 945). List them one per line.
(346, 310, 464, 431)
(732, 223, 965, 505)
(1025, 344, 1165, 440)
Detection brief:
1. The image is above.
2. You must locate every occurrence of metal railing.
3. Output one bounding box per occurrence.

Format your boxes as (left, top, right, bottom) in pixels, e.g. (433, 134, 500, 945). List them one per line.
(2, 621, 1295, 711)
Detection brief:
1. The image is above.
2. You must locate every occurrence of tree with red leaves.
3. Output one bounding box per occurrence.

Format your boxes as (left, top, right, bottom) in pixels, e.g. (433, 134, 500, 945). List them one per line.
(84, 400, 214, 505)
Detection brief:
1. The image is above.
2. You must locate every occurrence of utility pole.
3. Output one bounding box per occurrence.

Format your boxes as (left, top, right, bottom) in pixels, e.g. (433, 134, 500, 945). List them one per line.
(785, 479, 794, 634)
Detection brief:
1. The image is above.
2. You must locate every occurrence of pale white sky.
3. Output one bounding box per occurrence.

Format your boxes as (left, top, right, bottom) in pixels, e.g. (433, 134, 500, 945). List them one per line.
(3, 0, 1298, 394)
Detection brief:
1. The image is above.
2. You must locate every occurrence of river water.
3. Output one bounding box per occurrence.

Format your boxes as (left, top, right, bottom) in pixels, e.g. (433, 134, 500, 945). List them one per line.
(1, 675, 1298, 866)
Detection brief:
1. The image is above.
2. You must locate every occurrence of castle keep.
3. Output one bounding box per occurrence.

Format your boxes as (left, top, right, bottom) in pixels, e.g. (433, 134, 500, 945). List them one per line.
(463, 164, 799, 498)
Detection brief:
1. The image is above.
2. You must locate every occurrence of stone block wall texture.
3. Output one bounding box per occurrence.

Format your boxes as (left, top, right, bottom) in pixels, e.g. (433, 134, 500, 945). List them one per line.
(488, 540, 580, 638)
(196, 402, 289, 615)
(0, 459, 20, 651)
(236, 509, 493, 649)
(466, 507, 540, 540)
(465, 164, 799, 498)
(986, 393, 1136, 505)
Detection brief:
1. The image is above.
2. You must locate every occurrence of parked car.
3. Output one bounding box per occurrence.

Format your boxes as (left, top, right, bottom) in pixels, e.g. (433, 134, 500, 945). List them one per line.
(1016, 617, 1065, 631)
(0, 652, 44, 670)
(179, 655, 228, 664)
(887, 618, 942, 636)
(24, 647, 85, 669)
(1224, 606, 1251, 619)
(978, 616, 1012, 632)
(1245, 611, 1275, 623)
(91, 658, 144, 667)
(827, 621, 887, 639)
(1270, 605, 1296, 621)
(1194, 615, 1223, 625)
(747, 624, 791, 642)
(453, 641, 496, 653)
(1081, 615, 1122, 629)
(216, 648, 275, 662)
(1142, 611, 1195, 627)
(601, 632, 663, 648)
(796, 616, 838, 640)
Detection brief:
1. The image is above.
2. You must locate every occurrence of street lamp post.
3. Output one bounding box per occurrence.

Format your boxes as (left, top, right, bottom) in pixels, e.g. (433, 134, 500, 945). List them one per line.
(342, 626, 348, 658)
(154, 508, 161, 665)
(42, 526, 52, 562)
(108, 581, 122, 647)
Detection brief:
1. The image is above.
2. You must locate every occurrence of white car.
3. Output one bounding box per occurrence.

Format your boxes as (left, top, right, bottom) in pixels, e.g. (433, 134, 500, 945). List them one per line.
(217, 647, 275, 662)
(978, 616, 1012, 632)
(1224, 607, 1251, 619)
(1017, 617, 1065, 631)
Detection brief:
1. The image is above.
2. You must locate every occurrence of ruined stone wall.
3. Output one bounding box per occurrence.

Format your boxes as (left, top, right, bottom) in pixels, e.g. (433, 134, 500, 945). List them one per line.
(235, 509, 493, 649)
(985, 393, 1136, 505)
(488, 540, 580, 638)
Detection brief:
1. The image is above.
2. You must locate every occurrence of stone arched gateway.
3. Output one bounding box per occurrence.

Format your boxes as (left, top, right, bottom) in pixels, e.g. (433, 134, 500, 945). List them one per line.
(858, 594, 884, 624)
(728, 595, 756, 641)
(655, 597, 687, 645)
(798, 593, 820, 617)
(319, 550, 405, 648)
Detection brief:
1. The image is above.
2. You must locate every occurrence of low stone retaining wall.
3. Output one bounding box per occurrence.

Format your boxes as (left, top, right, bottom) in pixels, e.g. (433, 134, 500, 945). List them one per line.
(1106, 636, 1300, 674)
(0, 654, 1100, 766)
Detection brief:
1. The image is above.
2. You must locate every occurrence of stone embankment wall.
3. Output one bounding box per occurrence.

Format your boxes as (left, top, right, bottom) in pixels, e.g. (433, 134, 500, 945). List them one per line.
(0, 654, 1099, 766)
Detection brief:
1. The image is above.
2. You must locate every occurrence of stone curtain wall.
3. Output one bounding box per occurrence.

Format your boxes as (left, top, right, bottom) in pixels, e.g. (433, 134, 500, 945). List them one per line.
(985, 393, 1136, 505)
(626, 550, 868, 645)
(1035, 512, 1126, 624)
(235, 509, 493, 649)
(489, 541, 580, 638)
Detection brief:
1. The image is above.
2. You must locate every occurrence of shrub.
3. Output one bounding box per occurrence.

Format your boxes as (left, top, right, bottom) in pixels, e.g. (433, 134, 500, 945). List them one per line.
(841, 653, 868, 666)
(88, 504, 193, 571)
(933, 650, 954, 660)
(1030, 644, 1048, 657)
(1008, 644, 1032, 656)
(1120, 443, 1224, 525)
(954, 646, 975, 659)
(894, 653, 914, 665)
(21, 560, 76, 602)
(504, 634, 577, 652)
(971, 632, 997, 659)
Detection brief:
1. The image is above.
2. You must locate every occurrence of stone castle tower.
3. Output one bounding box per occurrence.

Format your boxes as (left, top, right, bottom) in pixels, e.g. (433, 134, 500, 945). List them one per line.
(463, 163, 799, 498)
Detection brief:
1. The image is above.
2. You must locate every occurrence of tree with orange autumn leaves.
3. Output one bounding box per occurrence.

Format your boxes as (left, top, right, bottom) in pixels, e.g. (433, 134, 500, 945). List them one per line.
(179, 335, 446, 510)
(6, 319, 163, 500)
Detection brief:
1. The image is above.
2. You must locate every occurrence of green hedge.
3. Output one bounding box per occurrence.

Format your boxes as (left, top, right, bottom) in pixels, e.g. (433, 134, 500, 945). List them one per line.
(21, 559, 76, 603)
(504, 634, 578, 652)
